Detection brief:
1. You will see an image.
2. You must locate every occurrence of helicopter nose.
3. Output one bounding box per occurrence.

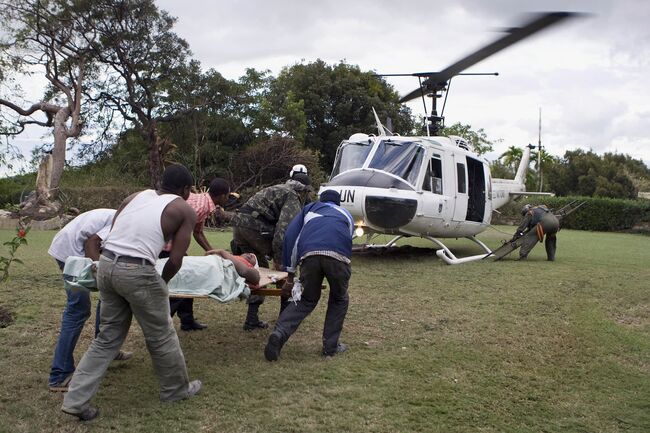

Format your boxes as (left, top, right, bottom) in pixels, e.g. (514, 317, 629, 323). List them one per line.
(365, 196, 418, 229)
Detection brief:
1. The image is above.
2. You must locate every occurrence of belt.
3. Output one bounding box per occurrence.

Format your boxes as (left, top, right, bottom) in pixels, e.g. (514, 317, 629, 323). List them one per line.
(102, 250, 153, 266)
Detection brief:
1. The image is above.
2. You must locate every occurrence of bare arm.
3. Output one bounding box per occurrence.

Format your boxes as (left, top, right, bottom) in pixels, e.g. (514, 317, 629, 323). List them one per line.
(161, 200, 197, 283)
(206, 249, 260, 285)
(281, 272, 295, 297)
(83, 234, 102, 261)
(193, 225, 213, 252)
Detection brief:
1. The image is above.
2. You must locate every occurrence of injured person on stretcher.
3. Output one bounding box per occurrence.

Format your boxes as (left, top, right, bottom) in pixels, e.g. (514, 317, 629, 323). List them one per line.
(63, 249, 287, 303)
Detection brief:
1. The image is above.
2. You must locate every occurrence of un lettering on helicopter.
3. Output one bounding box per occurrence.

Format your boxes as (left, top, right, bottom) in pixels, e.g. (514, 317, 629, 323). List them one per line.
(317, 12, 580, 264)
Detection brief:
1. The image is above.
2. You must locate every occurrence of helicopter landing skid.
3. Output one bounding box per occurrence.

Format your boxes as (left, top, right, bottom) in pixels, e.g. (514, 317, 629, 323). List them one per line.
(352, 235, 404, 251)
(424, 235, 492, 265)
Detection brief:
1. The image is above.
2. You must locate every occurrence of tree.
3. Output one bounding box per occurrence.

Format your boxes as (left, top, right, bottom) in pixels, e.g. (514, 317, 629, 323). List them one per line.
(546, 149, 642, 199)
(84, 0, 192, 188)
(158, 62, 247, 183)
(226, 136, 323, 192)
(499, 145, 523, 171)
(266, 60, 414, 170)
(441, 122, 495, 155)
(0, 0, 98, 218)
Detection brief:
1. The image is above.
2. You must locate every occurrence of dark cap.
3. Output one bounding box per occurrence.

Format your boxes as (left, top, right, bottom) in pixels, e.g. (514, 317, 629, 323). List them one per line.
(319, 189, 341, 206)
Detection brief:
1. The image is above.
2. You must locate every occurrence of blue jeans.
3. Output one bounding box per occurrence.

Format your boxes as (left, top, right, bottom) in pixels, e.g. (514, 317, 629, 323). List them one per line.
(49, 260, 101, 386)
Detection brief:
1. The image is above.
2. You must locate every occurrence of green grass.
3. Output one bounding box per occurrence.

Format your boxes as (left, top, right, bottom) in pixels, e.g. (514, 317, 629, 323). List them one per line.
(0, 227, 648, 433)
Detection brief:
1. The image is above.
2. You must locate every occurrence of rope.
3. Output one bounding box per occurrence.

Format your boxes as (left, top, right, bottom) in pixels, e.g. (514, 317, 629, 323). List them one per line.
(486, 224, 515, 236)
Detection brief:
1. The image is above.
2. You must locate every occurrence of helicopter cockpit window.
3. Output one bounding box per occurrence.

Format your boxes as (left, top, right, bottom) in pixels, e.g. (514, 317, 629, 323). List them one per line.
(422, 156, 443, 194)
(330, 141, 373, 178)
(368, 140, 424, 186)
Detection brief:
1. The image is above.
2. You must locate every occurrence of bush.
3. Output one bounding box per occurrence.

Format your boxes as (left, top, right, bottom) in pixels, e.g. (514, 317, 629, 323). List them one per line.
(59, 186, 144, 213)
(0, 173, 37, 206)
(494, 196, 650, 232)
(227, 136, 325, 193)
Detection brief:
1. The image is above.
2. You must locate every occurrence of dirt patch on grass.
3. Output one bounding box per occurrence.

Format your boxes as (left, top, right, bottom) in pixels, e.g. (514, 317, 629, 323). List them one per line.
(0, 305, 14, 328)
(612, 304, 650, 328)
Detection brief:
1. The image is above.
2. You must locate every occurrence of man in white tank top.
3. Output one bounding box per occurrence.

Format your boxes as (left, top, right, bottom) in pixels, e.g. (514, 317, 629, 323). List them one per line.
(62, 165, 200, 422)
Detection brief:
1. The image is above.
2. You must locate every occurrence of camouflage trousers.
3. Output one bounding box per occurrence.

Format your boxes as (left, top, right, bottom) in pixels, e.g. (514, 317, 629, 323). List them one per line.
(231, 226, 271, 305)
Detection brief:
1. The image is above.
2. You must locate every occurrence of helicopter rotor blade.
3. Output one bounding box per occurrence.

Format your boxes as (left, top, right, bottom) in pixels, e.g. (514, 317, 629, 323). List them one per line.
(399, 11, 580, 103)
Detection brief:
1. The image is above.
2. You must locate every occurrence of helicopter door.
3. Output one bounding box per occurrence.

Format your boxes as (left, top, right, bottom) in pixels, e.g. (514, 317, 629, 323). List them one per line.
(419, 154, 450, 233)
(452, 159, 468, 222)
(465, 156, 487, 222)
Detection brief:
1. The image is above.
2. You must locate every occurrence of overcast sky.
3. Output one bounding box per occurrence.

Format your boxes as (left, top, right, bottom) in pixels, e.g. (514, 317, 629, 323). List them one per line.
(156, 0, 650, 166)
(5, 0, 650, 174)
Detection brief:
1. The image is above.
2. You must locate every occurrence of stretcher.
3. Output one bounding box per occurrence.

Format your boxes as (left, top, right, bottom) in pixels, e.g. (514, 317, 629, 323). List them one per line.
(487, 237, 525, 261)
(168, 267, 288, 299)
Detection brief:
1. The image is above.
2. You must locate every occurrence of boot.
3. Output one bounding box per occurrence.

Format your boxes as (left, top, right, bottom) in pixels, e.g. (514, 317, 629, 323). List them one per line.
(243, 303, 268, 331)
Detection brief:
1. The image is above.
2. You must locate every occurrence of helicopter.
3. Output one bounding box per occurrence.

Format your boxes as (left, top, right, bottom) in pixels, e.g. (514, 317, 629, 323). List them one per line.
(319, 12, 579, 264)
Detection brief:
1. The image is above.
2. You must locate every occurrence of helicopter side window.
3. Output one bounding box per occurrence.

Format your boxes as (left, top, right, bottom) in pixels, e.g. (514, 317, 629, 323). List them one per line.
(330, 141, 373, 178)
(422, 156, 443, 194)
(456, 163, 467, 194)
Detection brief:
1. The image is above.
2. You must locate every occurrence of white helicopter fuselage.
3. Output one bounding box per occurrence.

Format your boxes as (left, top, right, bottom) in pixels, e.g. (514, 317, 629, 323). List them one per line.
(321, 133, 530, 240)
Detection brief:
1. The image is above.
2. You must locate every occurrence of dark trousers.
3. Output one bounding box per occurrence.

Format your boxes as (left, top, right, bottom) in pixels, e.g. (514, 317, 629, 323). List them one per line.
(169, 298, 195, 326)
(273, 255, 351, 354)
(231, 228, 270, 307)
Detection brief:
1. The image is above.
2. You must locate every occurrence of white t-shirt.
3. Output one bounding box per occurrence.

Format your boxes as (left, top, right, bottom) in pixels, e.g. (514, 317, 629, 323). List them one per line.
(102, 190, 179, 264)
(48, 209, 116, 263)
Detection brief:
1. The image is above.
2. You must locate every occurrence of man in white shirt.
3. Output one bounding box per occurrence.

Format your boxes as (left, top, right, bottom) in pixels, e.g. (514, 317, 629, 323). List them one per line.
(48, 209, 132, 392)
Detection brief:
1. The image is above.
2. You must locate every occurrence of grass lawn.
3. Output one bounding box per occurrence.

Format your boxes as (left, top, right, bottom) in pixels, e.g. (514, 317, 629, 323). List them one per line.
(0, 226, 648, 433)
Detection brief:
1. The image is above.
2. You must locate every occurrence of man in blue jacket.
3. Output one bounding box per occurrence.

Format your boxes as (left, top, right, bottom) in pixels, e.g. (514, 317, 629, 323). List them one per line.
(264, 189, 354, 361)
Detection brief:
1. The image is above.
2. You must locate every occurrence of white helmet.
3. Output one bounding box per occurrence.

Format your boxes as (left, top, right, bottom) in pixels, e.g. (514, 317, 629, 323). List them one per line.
(290, 164, 308, 179)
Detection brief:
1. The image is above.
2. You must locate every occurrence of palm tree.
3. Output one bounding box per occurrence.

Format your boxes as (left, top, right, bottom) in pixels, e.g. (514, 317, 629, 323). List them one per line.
(500, 146, 523, 171)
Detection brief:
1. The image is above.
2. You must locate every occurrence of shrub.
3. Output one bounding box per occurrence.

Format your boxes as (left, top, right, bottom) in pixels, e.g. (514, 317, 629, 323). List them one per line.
(0, 173, 36, 206)
(59, 186, 144, 213)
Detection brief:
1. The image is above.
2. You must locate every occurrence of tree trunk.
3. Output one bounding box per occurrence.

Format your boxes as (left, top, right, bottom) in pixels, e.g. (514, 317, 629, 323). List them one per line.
(48, 107, 71, 199)
(147, 120, 163, 189)
(19, 107, 70, 220)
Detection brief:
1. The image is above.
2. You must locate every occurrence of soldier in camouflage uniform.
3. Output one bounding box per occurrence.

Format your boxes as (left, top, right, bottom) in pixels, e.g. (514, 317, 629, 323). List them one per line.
(513, 204, 560, 261)
(231, 170, 312, 330)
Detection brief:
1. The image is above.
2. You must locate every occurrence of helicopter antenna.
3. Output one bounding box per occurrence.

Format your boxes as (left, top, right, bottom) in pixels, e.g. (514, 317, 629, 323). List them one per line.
(372, 107, 393, 136)
(538, 107, 543, 192)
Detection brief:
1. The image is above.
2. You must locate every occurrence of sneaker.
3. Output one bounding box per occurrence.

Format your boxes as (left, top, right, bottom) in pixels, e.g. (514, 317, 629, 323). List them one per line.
(49, 374, 73, 392)
(323, 343, 348, 358)
(181, 320, 208, 331)
(162, 379, 202, 403)
(113, 350, 133, 361)
(187, 379, 202, 399)
(264, 333, 283, 361)
(243, 320, 269, 331)
(61, 406, 99, 421)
